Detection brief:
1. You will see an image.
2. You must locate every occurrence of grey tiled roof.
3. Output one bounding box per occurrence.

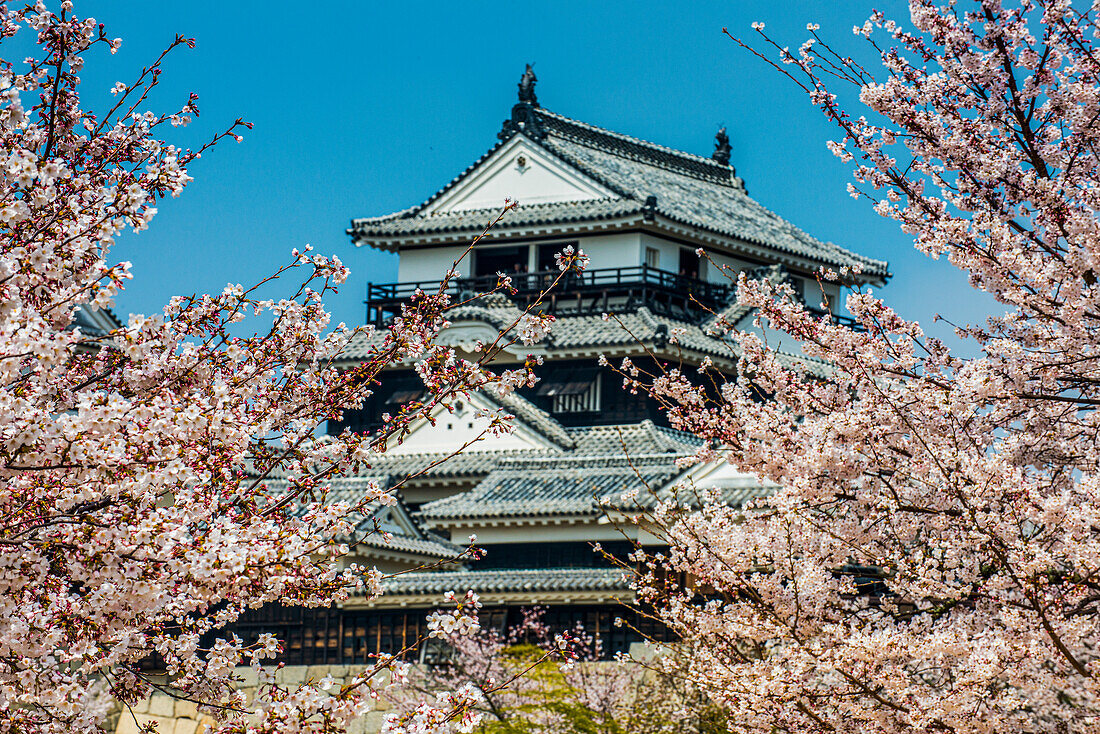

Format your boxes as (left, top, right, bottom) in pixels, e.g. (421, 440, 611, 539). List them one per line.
(379, 566, 630, 596)
(338, 300, 827, 373)
(71, 305, 122, 338)
(550, 307, 736, 358)
(367, 448, 558, 480)
(352, 199, 642, 237)
(340, 295, 737, 360)
(536, 111, 886, 276)
(566, 420, 701, 456)
(419, 454, 686, 521)
(258, 477, 463, 560)
(350, 106, 888, 278)
(338, 290, 743, 364)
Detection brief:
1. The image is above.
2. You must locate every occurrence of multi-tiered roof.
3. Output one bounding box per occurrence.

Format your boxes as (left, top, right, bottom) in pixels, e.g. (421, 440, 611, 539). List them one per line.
(302, 69, 892, 657)
(349, 70, 888, 282)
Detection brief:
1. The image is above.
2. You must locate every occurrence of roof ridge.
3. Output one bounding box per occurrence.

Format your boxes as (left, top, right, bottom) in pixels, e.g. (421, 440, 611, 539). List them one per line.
(422, 197, 621, 217)
(536, 108, 738, 186)
(636, 306, 659, 331)
(639, 419, 677, 452)
(494, 452, 689, 468)
(479, 389, 576, 450)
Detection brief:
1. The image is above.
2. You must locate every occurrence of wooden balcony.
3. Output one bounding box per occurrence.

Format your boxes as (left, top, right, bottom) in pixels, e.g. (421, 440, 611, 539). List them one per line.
(366, 265, 734, 325)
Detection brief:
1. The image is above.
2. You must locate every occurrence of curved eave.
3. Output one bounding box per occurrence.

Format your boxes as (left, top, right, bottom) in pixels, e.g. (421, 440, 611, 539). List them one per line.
(350, 211, 889, 286)
(352, 586, 632, 610)
(352, 543, 457, 565)
(348, 208, 646, 252)
(418, 511, 605, 529)
(643, 214, 890, 287)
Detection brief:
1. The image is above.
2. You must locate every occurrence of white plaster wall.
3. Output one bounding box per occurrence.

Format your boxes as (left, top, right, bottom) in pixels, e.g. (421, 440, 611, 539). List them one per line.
(792, 277, 842, 314)
(577, 232, 641, 271)
(429, 139, 609, 213)
(397, 246, 471, 283)
(638, 233, 683, 275)
(704, 250, 753, 286)
(386, 399, 549, 455)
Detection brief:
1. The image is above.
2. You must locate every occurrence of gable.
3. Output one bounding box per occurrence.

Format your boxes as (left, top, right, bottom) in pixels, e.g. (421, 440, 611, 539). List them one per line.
(666, 459, 782, 508)
(386, 390, 563, 454)
(427, 136, 612, 214)
(372, 503, 419, 538)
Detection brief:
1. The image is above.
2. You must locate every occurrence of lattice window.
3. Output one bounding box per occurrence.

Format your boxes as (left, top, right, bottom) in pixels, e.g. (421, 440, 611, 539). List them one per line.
(211, 604, 673, 667)
(552, 373, 600, 413)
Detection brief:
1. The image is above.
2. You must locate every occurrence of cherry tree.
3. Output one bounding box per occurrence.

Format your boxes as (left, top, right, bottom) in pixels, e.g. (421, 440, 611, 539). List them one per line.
(616, 1, 1100, 731)
(0, 3, 582, 733)
(387, 606, 722, 734)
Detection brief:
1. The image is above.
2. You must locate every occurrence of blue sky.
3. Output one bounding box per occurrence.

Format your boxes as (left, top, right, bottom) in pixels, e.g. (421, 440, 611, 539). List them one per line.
(67, 1, 996, 350)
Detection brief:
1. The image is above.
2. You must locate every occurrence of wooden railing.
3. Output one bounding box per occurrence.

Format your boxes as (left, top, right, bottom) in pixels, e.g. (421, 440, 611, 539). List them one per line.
(366, 265, 733, 324)
(366, 265, 865, 330)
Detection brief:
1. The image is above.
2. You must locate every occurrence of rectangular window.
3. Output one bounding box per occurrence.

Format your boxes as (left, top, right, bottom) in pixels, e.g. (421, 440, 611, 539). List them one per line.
(679, 248, 699, 279)
(551, 374, 601, 413)
(535, 368, 602, 414)
(472, 245, 529, 278)
(644, 247, 660, 269)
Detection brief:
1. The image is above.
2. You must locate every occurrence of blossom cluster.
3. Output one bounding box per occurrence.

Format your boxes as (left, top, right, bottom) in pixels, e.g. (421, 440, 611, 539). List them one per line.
(0, 5, 565, 734)
(426, 591, 482, 639)
(619, 2, 1100, 732)
(385, 607, 707, 734)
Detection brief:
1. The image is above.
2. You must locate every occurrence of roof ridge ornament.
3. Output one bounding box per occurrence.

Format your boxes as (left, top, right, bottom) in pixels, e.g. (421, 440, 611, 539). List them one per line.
(712, 126, 732, 166)
(518, 63, 538, 106)
(499, 64, 546, 142)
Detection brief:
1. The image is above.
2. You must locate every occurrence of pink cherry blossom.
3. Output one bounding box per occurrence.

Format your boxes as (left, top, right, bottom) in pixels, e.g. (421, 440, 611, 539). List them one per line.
(0, 5, 571, 733)
(620, 2, 1100, 732)
(387, 607, 714, 733)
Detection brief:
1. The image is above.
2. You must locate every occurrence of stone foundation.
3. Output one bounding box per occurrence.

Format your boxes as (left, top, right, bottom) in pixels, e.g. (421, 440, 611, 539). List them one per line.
(112, 666, 391, 734)
(112, 646, 655, 734)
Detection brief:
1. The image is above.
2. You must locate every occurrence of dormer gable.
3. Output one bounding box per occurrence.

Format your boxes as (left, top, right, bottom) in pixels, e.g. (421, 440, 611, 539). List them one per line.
(386, 389, 570, 455)
(426, 136, 612, 214)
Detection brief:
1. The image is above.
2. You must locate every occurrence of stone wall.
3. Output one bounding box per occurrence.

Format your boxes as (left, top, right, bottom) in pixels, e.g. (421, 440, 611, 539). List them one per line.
(112, 645, 655, 734)
(111, 666, 391, 734)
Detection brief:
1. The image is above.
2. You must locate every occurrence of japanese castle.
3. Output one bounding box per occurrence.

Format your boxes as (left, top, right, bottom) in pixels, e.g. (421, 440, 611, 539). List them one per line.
(230, 67, 889, 665)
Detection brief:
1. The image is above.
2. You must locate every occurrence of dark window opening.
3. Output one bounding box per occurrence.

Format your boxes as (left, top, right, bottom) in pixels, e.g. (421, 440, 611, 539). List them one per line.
(519, 360, 669, 427)
(474, 541, 634, 570)
(329, 370, 422, 436)
(679, 248, 699, 279)
(385, 388, 423, 405)
(473, 246, 528, 278)
(217, 603, 671, 665)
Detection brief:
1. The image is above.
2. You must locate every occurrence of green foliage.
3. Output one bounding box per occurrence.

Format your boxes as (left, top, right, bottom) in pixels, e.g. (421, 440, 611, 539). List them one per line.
(474, 643, 725, 734)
